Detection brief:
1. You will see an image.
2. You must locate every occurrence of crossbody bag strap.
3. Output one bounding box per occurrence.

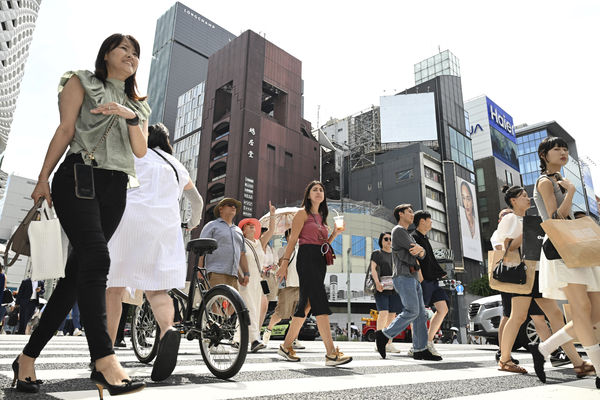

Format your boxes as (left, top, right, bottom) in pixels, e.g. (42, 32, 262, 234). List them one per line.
(151, 148, 179, 184)
(503, 239, 523, 261)
(244, 238, 263, 275)
(84, 114, 118, 166)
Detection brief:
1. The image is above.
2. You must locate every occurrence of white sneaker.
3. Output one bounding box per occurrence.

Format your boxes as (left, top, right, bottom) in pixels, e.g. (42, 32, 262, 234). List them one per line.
(407, 347, 414, 357)
(292, 339, 305, 350)
(56, 331, 64, 336)
(72, 328, 83, 336)
(427, 342, 441, 357)
(262, 329, 271, 345)
(385, 343, 401, 354)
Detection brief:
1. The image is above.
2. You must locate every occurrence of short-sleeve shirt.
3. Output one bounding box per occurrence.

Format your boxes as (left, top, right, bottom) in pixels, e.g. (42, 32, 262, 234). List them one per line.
(495, 213, 522, 246)
(60, 70, 151, 177)
(199, 218, 246, 277)
(370, 250, 394, 295)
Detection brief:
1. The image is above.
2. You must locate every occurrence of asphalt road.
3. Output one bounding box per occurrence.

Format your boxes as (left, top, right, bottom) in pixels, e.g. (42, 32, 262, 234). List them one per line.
(0, 335, 597, 399)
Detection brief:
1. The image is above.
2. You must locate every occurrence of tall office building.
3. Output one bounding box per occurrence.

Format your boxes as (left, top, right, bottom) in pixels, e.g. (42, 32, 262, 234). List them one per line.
(465, 96, 521, 252)
(0, 0, 42, 196)
(197, 30, 318, 222)
(146, 2, 235, 139)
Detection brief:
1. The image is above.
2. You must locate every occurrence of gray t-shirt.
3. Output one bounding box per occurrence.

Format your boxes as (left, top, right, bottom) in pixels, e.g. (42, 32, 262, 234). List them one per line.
(391, 225, 425, 278)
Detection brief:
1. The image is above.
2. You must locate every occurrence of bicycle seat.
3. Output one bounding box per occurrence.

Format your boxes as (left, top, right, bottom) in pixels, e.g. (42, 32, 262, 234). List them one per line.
(187, 238, 218, 256)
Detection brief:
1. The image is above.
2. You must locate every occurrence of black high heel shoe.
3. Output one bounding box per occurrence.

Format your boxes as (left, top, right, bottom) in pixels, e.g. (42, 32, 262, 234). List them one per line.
(90, 368, 145, 399)
(11, 356, 42, 393)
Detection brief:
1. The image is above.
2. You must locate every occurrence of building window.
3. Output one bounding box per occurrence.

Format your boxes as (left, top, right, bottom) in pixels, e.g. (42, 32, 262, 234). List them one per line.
(505, 170, 513, 186)
(429, 229, 447, 245)
(449, 126, 474, 171)
(332, 235, 342, 255)
(372, 238, 380, 251)
(261, 81, 287, 124)
(396, 169, 414, 183)
(426, 187, 445, 203)
(427, 207, 446, 224)
(351, 235, 366, 257)
(476, 168, 485, 192)
(424, 167, 442, 184)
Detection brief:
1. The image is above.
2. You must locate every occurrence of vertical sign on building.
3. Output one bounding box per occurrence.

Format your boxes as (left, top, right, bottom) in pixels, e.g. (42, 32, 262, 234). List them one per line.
(456, 177, 483, 262)
(242, 127, 257, 217)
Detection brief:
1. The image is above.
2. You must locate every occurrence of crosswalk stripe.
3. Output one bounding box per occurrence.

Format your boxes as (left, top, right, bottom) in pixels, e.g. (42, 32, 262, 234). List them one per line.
(2, 336, 598, 399)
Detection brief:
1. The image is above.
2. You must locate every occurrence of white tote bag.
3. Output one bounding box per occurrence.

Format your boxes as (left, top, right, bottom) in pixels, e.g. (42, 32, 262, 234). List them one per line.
(28, 201, 68, 280)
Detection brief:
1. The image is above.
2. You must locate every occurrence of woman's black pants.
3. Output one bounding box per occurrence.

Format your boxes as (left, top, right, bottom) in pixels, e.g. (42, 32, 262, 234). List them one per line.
(23, 154, 128, 362)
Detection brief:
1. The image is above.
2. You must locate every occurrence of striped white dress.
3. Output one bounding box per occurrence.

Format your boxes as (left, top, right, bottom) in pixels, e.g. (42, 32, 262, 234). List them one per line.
(107, 148, 190, 291)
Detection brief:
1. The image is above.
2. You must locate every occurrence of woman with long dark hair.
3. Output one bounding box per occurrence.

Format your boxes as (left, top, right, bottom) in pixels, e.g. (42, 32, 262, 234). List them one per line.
(14, 34, 149, 396)
(496, 184, 589, 378)
(105, 123, 203, 381)
(370, 231, 402, 353)
(276, 181, 351, 366)
(529, 137, 599, 387)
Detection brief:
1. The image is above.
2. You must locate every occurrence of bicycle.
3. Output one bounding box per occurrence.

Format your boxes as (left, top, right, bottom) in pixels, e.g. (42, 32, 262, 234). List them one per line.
(130, 238, 250, 379)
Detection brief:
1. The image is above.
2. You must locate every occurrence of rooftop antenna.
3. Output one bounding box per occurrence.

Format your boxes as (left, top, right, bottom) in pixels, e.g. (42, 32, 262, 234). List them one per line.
(438, 45, 442, 53)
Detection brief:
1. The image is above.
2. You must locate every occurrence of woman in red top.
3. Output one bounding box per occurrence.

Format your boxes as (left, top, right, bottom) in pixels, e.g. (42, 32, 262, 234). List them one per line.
(276, 181, 351, 366)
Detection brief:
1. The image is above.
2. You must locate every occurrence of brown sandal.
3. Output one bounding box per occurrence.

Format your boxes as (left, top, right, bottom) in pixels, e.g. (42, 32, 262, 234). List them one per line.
(573, 361, 595, 378)
(498, 360, 528, 374)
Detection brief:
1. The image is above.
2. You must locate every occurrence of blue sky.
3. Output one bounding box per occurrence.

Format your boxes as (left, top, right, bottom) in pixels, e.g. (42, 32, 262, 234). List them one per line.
(4, 0, 600, 193)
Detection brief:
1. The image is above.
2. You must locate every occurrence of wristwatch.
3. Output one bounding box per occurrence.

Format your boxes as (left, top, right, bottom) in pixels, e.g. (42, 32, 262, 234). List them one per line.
(243, 272, 250, 277)
(126, 114, 140, 126)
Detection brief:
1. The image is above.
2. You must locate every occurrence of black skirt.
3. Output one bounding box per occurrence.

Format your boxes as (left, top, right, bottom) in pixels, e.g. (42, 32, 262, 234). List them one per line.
(294, 244, 331, 317)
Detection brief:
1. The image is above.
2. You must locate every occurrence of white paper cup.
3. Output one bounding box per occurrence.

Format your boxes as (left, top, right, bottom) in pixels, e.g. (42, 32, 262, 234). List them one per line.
(333, 215, 344, 229)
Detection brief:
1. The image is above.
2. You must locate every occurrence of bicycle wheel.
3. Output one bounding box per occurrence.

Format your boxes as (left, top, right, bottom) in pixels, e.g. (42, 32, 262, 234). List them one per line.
(131, 297, 160, 364)
(198, 285, 249, 379)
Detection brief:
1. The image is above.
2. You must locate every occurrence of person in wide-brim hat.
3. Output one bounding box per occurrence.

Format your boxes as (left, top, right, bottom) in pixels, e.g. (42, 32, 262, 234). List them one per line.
(213, 197, 242, 218)
(238, 218, 262, 240)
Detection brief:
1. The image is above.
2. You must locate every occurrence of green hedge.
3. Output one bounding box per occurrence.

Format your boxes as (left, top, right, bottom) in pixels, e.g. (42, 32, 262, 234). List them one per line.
(467, 274, 498, 297)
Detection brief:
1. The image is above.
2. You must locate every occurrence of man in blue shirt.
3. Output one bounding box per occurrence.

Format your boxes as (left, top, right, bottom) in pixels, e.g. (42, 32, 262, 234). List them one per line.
(199, 198, 249, 289)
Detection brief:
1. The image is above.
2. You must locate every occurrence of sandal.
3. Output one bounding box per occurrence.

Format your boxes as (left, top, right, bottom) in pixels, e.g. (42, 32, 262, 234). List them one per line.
(573, 361, 595, 378)
(498, 360, 528, 374)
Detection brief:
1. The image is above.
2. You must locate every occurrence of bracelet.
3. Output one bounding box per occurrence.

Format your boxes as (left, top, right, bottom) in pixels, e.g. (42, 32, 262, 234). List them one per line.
(38, 180, 49, 184)
(126, 114, 139, 126)
(281, 258, 290, 261)
(243, 272, 250, 277)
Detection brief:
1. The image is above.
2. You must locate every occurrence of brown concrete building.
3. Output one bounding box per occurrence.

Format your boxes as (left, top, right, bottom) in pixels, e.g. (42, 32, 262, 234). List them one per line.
(197, 30, 319, 222)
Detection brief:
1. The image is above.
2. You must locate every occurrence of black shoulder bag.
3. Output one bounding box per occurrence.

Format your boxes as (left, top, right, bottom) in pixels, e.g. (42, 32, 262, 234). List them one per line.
(493, 240, 528, 284)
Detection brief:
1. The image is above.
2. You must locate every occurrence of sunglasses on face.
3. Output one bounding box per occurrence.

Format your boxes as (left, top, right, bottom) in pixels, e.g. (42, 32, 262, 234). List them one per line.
(383, 237, 391, 242)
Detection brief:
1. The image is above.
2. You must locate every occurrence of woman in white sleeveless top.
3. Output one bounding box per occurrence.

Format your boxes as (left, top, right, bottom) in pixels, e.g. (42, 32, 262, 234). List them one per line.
(106, 123, 203, 382)
(529, 136, 599, 387)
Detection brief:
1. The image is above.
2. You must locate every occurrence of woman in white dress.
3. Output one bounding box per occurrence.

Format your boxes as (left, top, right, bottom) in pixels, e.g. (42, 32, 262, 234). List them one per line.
(106, 123, 203, 382)
(529, 137, 600, 388)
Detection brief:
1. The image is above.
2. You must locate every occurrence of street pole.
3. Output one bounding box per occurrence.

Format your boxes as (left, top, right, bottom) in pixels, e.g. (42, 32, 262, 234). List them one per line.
(347, 247, 351, 340)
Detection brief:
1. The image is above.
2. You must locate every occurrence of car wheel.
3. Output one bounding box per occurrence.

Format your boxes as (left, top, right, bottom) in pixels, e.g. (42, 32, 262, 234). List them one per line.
(365, 330, 376, 342)
(515, 318, 540, 350)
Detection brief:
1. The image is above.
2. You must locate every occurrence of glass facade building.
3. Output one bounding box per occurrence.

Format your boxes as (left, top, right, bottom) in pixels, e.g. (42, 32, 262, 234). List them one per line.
(146, 2, 235, 139)
(516, 123, 588, 214)
(414, 50, 460, 85)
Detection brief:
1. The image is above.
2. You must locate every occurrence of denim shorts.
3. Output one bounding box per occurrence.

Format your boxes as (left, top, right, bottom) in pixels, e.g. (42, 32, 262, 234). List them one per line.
(374, 291, 403, 313)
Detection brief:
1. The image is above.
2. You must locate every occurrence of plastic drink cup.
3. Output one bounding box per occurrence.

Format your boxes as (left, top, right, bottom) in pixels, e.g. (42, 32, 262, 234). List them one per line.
(333, 215, 344, 229)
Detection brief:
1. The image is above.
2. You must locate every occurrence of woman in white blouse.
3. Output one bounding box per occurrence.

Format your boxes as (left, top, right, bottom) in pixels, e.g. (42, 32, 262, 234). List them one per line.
(496, 185, 588, 376)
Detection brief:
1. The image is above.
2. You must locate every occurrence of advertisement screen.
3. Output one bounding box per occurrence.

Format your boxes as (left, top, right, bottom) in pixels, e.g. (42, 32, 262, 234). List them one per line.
(456, 177, 483, 262)
(490, 126, 520, 171)
(380, 93, 437, 144)
(582, 164, 598, 217)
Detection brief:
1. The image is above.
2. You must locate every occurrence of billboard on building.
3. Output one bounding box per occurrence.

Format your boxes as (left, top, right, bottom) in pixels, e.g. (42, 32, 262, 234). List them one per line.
(486, 97, 519, 171)
(582, 163, 598, 217)
(456, 177, 483, 262)
(380, 93, 437, 144)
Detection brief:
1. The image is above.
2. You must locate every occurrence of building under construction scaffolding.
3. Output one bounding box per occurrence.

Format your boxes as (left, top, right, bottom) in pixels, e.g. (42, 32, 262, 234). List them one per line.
(348, 106, 381, 171)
